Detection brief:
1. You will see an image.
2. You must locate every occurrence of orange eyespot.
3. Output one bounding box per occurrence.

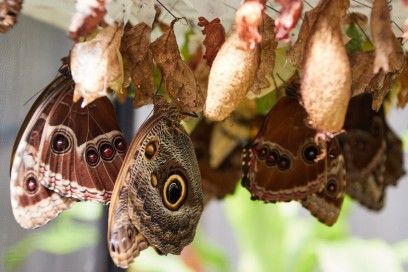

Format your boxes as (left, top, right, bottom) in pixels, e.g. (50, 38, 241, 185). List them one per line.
(162, 174, 187, 211)
(145, 142, 157, 160)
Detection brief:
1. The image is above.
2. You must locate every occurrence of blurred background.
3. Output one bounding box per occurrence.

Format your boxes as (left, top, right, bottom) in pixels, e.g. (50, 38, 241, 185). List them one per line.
(1, 0, 408, 271)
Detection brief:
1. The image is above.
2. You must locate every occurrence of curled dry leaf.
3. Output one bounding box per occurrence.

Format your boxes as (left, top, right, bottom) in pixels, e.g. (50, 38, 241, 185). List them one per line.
(397, 61, 408, 108)
(371, 0, 401, 73)
(349, 43, 405, 111)
(69, 0, 107, 41)
(286, 4, 320, 68)
(349, 51, 377, 97)
(205, 27, 259, 121)
(274, 0, 303, 41)
(0, 0, 23, 33)
(121, 23, 155, 108)
(71, 25, 123, 107)
(249, 14, 277, 95)
(342, 12, 368, 28)
(235, 1, 264, 50)
(150, 20, 204, 113)
(189, 47, 210, 98)
(197, 17, 226, 67)
(300, 0, 351, 134)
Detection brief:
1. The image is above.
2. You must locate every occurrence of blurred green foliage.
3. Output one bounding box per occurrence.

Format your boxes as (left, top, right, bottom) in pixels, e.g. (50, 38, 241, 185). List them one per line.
(3, 203, 101, 271)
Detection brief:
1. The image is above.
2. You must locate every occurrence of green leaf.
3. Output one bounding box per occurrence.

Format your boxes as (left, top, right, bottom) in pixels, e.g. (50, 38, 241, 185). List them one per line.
(224, 186, 282, 271)
(37, 218, 99, 254)
(345, 23, 363, 53)
(3, 235, 37, 270)
(63, 202, 102, 221)
(256, 90, 278, 115)
(402, 128, 408, 152)
(3, 212, 99, 270)
(180, 29, 195, 63)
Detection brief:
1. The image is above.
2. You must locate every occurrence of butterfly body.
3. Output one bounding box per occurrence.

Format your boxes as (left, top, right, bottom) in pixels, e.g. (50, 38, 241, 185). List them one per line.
(10, 67, 126, 229)
(108, 96, 203, 268)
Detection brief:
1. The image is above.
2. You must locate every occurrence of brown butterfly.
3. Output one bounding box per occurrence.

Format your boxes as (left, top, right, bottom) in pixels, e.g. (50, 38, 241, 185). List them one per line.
(108, 96, 203, 268)
(338, 93, 405, 210)
(242, 96, 346, 226)
(10, 60, 127, 229)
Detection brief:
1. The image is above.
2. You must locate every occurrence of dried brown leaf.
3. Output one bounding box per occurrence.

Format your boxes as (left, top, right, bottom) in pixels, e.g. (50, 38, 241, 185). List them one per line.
(189, 47, 210, 99)
(121, 23, 155, 108)
(341, 12, 368, 28)
(198, 17, 226, 67)
(205, 27, 259, 121)
(397, 61, 408, 108)
(249, 14, 277, 94)
(235, 1, 264, 50)
(71, 25, 123, 107)
(150, 20, 204, 113)
(286, 5, 320, 68)
(0, 0, 23, 33)
(349, 50, 404, 111)
(274, 0, 303, 41)
(349, 51, 376, 97)
(300, 0, 351, 134)
(371, 74, 394, 111)
(371, 0, 402, 73)
(69, 0, 107, 42)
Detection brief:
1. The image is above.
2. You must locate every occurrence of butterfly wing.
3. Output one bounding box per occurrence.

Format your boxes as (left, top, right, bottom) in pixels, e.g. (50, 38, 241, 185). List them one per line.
(10, 75, 77, 228)
(108, 96, 203, 268)
(242, 96, 327, 202)
(301, 140, 347, 226)
(339, 94, 387, 210)
(37, 82, 127, 202)
(384, 126, 405, 186)
(10, 71, 126, 229)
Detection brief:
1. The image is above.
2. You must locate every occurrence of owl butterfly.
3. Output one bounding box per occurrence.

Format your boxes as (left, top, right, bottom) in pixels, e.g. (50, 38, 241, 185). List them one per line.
(108, 96, 203, 268)
(338, 93, 405, 210)
(10, 60, 127, 229)
(242, 96, 346, 226)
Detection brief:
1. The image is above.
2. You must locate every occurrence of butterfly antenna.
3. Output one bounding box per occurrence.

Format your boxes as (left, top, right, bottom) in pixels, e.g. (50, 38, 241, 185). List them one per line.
(350, 0, 371, 8)
(156, 0, 180, 21)
(180, 111, 198, 118)
(265, 4, 279, 13)
(223, 2, 238, 11)
(23, 89, 43, 106)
